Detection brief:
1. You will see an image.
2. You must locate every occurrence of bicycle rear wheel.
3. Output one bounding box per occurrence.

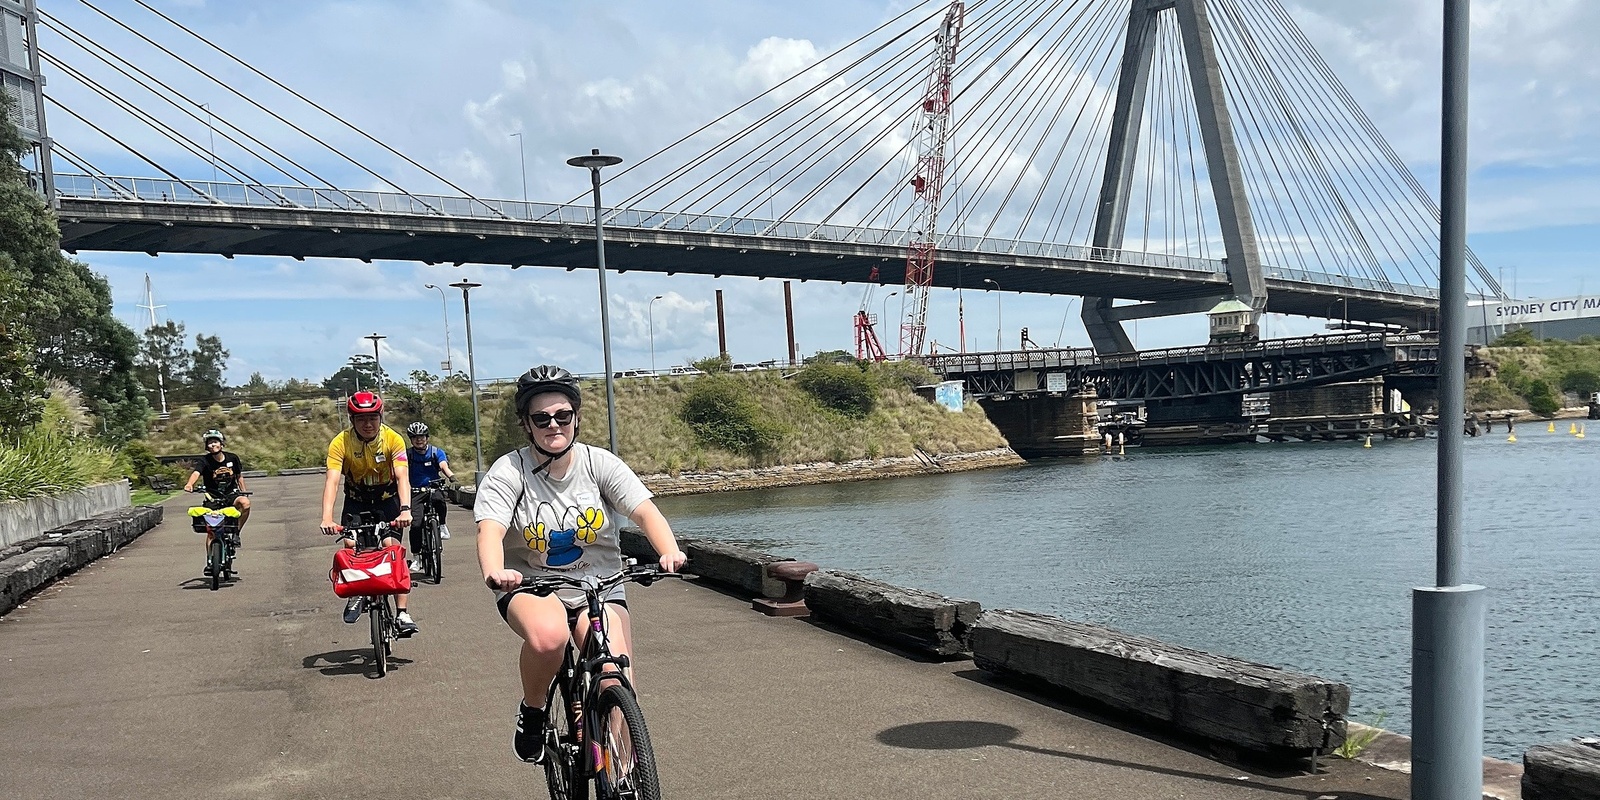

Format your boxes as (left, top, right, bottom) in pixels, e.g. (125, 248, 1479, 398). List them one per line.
(592, 684, 660, 800)
(370, 596, 389, 677)
(207, 539, 223, 591)
(545, 676, 588, 800)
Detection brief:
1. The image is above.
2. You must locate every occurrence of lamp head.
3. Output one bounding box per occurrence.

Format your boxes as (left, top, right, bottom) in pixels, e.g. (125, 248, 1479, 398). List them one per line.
(567, 148, 623, 169)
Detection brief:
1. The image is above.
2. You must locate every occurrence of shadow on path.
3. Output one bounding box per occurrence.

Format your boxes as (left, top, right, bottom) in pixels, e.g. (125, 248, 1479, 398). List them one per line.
(875, 721, 1397, 800)
(302, 648, 413, 679)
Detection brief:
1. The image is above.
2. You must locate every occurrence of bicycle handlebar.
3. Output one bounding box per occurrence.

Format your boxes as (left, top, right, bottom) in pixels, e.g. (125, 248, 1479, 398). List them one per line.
(516, 563, 683, 596)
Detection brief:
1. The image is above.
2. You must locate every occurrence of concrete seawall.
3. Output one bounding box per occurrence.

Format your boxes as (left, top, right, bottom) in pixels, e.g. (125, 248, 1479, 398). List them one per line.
(640, 448, 1025, 496)
(0, 480, 131, 548)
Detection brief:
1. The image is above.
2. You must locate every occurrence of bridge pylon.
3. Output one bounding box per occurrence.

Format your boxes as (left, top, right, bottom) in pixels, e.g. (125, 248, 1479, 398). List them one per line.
(0, 0, 55, 205)
(1083, 0, 1264, 354)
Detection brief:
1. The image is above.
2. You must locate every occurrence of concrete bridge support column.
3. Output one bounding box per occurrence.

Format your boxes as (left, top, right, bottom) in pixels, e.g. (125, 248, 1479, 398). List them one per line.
(977, 391, 1100, 458)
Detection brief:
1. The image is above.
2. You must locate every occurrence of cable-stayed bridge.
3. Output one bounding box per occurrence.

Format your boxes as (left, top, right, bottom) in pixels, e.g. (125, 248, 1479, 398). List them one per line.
(3, 0, 1502, 357)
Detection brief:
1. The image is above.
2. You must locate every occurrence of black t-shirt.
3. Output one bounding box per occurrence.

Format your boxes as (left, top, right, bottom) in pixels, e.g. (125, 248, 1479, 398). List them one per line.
(197, 451, 244, 497)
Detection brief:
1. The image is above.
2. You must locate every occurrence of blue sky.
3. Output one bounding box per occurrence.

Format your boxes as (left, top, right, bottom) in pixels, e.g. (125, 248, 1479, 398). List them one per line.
(31, 0, 1600, 383)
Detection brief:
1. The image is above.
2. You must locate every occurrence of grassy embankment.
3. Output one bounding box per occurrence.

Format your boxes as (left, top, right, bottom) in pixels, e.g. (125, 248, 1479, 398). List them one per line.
(141, 362, 1009, 477)
(1468, 340, 1600, 414)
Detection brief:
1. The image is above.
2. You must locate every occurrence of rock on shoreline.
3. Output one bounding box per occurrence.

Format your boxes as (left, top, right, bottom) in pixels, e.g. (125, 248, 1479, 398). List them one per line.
(640, 448, 1024, 496)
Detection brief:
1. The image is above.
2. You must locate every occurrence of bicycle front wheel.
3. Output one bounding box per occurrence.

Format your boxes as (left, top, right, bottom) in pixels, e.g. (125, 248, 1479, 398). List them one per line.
(545, 677, 588, 800)
(208, 539, 223, 591)
(592, 684, 661, 800)
(429, 520, 443, 584)
(370, 597, 389, 677)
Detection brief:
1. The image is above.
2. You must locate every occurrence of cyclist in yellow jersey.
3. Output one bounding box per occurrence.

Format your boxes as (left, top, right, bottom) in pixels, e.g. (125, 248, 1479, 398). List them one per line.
(319, 391, 418, 636)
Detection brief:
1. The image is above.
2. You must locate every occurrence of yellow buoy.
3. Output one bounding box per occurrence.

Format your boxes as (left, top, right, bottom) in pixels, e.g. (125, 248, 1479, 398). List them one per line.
(1549, 421, 1557, 432)
(1571, 422, 1579, 435)
(1363, 435, 1373, 448)
(1508, 432, 1517, 442)
(1580, 424, 1587, 440)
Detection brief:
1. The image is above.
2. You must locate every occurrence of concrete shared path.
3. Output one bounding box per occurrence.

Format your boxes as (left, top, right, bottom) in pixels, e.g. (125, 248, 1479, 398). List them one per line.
(0, 475, 1414, 799)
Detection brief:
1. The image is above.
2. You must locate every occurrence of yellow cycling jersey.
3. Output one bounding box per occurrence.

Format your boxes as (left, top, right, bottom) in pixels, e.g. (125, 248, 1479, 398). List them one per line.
(327, 426, 409, 489)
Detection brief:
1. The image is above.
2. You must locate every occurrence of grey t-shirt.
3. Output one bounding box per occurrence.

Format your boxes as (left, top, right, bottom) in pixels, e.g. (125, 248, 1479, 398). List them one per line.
(474, 443, 653, 607)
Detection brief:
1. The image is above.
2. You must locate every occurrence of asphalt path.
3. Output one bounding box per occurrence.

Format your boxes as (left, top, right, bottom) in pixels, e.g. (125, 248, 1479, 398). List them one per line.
(0, 474, 1414, 799)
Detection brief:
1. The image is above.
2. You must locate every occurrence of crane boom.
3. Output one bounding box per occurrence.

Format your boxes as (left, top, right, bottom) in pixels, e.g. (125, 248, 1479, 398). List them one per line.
(899, 1, 964, 357)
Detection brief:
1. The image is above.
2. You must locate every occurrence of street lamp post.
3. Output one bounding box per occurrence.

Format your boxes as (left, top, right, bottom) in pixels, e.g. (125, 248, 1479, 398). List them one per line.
(449, 279, 485, 475)
(510, 132, 529, 208)
(424, 283, 454, 377)
(982, 278, 1002, 350)
(364, 333, 386, 393)
(648, 295, 665, 375)
(567, 148, 625, 454)
(880, 291, 899, 345)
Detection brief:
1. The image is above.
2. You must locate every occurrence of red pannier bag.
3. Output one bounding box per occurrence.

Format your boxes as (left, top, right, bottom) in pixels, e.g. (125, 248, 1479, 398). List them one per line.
(330, 545, 412, 597)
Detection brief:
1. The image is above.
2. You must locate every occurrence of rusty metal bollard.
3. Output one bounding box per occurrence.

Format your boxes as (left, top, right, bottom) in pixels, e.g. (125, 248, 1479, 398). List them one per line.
(751, 561, 819, 617)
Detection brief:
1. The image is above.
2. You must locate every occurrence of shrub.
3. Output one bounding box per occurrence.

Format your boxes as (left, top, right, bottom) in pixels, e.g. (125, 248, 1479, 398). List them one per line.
(692, 353, 733, 374)
(1523, 379, 1561, 415)
(433, 391, 476, 435)
(207, 403, 226, 415)
(678, 377, 783, 455)
(1492, 328, 1537, 347)
(261, 401, 281, 414)
(872, 360, 936, 390)
(796, 362, 877, 417)
(1560, 368, 1600, 398)
(0, 410, 124, 502)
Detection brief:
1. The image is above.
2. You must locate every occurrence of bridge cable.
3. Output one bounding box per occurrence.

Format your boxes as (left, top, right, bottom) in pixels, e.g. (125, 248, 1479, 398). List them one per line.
(42, 53, 293, 199)
(40, 11, 363, 206)
(607, 0, 948, 210)
(73, 0, 450, 218)
(44, 95, 221, 204)
(49, 141, 138, 199)
(119, 0, 510, 219)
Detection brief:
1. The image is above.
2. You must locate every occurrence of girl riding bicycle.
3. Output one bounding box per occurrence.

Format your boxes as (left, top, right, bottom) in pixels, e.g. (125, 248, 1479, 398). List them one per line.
(474, 365, 687, 763)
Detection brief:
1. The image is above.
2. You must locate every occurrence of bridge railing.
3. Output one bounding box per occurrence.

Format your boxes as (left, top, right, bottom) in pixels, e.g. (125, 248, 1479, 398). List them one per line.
(47, 172, 1438, 300)
(926, 331, 1440, 374)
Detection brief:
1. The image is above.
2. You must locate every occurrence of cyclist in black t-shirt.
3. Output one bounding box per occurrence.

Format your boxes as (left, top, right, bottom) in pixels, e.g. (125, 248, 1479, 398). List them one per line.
(184, 429, 252, 525)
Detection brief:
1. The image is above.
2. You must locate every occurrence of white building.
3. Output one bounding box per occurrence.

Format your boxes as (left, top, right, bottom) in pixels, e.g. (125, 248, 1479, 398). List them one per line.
(1468, 295, 1600, 344)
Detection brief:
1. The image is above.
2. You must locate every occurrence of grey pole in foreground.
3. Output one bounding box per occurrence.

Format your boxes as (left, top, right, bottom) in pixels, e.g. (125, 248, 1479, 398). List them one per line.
(364, 333, 386, 393)
(648, 295, 664, 375)
(450, 279, 485, 476)
(567, 149, 624, 454)
(1412, 2, 1485, 798)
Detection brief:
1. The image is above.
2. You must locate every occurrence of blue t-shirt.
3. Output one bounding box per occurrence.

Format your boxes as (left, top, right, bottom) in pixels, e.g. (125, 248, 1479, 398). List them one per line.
(407, 445, 449, 487)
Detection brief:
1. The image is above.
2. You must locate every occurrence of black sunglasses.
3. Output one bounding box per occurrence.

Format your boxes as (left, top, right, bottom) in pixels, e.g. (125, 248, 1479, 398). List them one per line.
(528, 409, 576, 429)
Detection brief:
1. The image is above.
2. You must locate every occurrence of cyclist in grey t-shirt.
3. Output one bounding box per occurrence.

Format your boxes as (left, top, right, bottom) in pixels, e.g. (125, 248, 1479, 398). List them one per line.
(475, 365, 687, 764)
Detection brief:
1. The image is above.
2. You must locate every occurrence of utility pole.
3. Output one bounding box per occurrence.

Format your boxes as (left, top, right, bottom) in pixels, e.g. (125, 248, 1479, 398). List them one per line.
(137, 274, 168, 415)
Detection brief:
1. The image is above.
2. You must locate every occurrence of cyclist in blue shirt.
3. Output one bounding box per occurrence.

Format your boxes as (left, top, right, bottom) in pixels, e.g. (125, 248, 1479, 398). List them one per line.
(406, 422, 458, 556)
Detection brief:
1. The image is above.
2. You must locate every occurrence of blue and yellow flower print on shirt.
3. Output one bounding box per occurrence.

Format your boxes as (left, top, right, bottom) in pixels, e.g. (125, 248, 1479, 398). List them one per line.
(523, 503, 605, 567)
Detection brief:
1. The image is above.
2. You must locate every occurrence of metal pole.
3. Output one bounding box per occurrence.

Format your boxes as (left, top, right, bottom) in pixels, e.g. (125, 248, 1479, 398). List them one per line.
(983, 278, 1001, 350)
(592, 167, 619, 453)
(510, 132, 529, 206)
(201, 103, 217, 182)
(451, 280, 485, 475)
(784, 280, 797, 365)
(365, 333, 386, 393)
(424, 283, 454, 377)
(881, 291, 899, 346)
(648, 295, 664, 375)
(1412, 2, 1485, 797)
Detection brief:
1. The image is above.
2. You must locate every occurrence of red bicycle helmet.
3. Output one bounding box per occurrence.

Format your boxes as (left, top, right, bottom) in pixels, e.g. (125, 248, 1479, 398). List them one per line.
(347, 391, 383, 415)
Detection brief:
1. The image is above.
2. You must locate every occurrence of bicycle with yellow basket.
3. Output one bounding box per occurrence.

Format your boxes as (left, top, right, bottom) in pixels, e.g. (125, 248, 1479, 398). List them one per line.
(189, 491, 252, 591)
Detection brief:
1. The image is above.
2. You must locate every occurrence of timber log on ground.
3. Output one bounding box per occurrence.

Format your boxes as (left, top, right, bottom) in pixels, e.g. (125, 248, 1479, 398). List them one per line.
(970, 608, 1348, 760)
(802, 569, 981, 659)
(618, 529, 793, 598)
(1524, 739, 1600, 800)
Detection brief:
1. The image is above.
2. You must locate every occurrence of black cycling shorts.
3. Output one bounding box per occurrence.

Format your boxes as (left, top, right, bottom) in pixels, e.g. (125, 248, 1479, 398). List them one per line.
(339, 495, 401, 541)
(497, 590, 628, 629)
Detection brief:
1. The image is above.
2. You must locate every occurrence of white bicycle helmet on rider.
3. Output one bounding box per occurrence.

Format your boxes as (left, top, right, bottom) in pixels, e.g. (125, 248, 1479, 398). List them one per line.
(406, 421, 429, 437)
(202, 429, 225, 445)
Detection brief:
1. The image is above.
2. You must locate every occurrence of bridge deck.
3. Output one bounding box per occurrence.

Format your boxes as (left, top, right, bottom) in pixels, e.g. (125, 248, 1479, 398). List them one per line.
(0, 474, 1411, 799)
(47, 173, 1443, 327)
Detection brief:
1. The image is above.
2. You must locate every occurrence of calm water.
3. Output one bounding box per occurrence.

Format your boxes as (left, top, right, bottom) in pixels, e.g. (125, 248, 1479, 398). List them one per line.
(656, 427, 1599, 760)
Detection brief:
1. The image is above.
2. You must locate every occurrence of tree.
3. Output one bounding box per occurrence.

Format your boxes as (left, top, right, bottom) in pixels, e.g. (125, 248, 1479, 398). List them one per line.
(410, 369, 439, 389)
(189, 333, 229, 400)
(692, 353, 732, 373)
(136, 320, 191, 402)
(1523, 379, 1561, 416)
(322, 354, 386, 395)
(1, 93, 148, 440)
(0, 255, 44, 433)
(237, 371, 273, 397)
(804, 349, 857, 365)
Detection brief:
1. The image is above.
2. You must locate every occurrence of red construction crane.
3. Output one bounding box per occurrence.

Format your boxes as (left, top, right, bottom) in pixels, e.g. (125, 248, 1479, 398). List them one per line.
(899, 1, 964, 357)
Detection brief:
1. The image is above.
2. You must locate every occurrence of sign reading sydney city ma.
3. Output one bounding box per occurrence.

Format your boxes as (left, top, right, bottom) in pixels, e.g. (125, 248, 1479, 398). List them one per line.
(1479, 296, 1600, 325)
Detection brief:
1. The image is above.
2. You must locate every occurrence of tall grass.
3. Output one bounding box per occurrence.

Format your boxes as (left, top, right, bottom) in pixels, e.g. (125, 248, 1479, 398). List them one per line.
(0, 390, 124, 503)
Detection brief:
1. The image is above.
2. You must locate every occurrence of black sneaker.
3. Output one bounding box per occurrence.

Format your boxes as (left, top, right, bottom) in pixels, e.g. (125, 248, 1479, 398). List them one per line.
(203, 564, 214, 577)
(342, 597, 365, 624)
(514, 702, 547, 764)
(395, 611, 419, 638)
